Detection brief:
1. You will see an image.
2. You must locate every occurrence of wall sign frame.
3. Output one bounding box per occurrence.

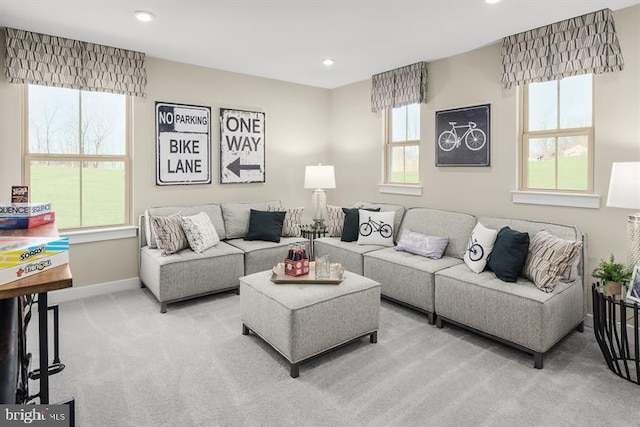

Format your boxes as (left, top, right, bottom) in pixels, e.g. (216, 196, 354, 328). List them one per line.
(219, 108, 266, 184)
(435, 104, 490, 167)
(155, 102, 211, 185)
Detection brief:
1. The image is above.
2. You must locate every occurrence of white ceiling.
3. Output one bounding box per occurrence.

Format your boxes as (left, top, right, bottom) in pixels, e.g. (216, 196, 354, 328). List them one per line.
(0, 0, 638, 89)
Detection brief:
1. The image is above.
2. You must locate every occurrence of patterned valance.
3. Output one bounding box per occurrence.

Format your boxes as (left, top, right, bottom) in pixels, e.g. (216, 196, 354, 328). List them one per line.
(371, 62, 428, 113)
(4, 28, 147, 97)
(501, 8, 624, 89)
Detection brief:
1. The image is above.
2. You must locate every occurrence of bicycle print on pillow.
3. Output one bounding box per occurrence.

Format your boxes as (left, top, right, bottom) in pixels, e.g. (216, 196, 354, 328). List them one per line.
(436, 104, 490, 167)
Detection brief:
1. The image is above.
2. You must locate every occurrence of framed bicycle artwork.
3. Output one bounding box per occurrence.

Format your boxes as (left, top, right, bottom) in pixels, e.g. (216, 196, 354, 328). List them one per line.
(435, 104, 490, 167)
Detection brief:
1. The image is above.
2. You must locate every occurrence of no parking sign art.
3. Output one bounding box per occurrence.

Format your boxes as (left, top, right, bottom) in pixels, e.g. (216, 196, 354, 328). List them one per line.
(156, 102, 211, 185)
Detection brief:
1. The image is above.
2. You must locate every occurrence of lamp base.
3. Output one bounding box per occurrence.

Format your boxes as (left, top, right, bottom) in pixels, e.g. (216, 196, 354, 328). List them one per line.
(628, 213, 640, 269)
(311, 189, 327, 224)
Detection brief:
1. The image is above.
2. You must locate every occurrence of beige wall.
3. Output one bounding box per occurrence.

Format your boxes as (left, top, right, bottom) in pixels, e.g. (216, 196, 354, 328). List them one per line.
(329, 5, 640, 280)
(0, 5, 638, 290)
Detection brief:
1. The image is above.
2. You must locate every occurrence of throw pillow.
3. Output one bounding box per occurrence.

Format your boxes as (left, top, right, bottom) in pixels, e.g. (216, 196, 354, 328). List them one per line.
(341, 207, 380, 242)
(394, 229, 449, 259)
(268, 205, 303, 237)
(326, 205, 345, 237)
(524, 231, 583, 293)
(151, 214, 189, 256)
(463, 223, 498, 273)
(487, 227, 530, 282)
(357, 210, 395, 246)
(244, 209, 286, 243)
(180, 212, 220, 253)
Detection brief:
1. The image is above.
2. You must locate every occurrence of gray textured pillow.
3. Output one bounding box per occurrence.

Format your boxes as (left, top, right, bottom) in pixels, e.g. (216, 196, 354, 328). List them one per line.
(181, 212, 220, 253)
(326, 205, 345, 237)
(395, 229, 449, 259)
(524, 231, 583, 292)
(268, 205, 303, 237)
(151, 214, 189, 255)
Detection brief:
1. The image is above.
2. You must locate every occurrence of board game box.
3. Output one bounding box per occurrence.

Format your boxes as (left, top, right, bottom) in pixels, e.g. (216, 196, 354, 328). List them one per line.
(0, 203, 53, 218)
(0, 235, 69, 286)
(0, 212, 56, 230)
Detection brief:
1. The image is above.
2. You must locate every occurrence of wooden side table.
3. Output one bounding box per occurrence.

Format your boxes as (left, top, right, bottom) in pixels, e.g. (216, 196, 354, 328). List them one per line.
(300, 224, 327, 260)
(592, 283, 640, 385)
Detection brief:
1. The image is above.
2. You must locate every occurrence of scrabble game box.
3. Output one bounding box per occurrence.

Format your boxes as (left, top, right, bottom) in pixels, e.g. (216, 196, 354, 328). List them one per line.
(0, 235, 69, 286)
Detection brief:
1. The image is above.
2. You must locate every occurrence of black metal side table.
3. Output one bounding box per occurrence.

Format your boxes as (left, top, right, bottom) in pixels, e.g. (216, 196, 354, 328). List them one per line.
(592, 283, 640, 385)
(300, 224, 327, 260)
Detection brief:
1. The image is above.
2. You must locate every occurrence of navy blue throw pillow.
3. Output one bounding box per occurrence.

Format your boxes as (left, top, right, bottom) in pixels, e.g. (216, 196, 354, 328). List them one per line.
(244, 209, 286, 243)
(341, 207, 380, 242)
(487, 226, 530, 282)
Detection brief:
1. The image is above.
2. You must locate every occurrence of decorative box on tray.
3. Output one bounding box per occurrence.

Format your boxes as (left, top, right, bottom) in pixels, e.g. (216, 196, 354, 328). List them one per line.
(284, 243, 310, 276)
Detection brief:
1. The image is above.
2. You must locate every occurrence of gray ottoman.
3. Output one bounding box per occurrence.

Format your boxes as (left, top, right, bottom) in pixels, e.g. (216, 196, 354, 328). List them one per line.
(240, 270, 381, 377)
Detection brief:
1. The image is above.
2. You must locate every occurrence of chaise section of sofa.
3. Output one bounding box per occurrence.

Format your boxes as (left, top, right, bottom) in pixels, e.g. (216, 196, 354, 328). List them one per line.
(434, 216, 586, 368)
(364, 207, 476, 324)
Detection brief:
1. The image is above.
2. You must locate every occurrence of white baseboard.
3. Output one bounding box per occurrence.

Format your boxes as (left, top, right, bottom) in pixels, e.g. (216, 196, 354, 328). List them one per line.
(49, 277, 140, 304)
(585, 313, 638, 337)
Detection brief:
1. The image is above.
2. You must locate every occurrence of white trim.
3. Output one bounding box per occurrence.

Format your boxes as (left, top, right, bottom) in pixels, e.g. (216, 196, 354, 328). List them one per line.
(61, 225, 138, 244)
(378, 184, 423, 196)
(49, 277, 140, 304)
(511, 191, 601, 209)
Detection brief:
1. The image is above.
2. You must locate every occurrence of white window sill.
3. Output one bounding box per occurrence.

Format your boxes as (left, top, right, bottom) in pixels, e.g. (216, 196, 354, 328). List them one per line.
(378, 184, 423, 196)
(60, 225, 138, 244)
(511, 191, 601, 209)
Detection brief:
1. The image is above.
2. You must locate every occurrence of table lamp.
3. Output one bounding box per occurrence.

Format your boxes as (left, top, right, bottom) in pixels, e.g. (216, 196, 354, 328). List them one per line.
(304, 164, 335, 227)
(606, 162, 640, 269)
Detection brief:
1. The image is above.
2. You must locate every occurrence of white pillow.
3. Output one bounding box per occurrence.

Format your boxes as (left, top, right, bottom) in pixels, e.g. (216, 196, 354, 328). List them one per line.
(180, 212, 220, 253)
(463, 222, 498, 273)
(395, 229, 449, 259)
(357, 210, 395, 246)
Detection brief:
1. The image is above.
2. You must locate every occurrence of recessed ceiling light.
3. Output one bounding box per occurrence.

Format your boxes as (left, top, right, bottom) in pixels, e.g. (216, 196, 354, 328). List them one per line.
(485, 0, 501, 3)
(134, 10, 155, 22)
(323, 59, 334, 66)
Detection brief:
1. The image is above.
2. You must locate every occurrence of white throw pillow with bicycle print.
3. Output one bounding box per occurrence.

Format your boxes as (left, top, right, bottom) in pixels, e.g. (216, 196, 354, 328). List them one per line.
(356, 210, 395, 246)
(463, 222, 498, 273)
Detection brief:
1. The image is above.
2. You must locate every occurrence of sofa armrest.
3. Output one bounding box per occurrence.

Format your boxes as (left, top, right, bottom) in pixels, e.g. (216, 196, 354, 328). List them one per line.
(138, 214, 148, 248)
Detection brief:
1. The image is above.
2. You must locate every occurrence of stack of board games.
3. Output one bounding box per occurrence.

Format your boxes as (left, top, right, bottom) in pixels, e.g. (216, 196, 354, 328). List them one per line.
(0, 235, 69, 286)
(0, 203, 55, 230)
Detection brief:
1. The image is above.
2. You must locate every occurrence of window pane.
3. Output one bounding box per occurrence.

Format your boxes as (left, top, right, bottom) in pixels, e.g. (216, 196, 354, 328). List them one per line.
(28, 85, 79, 154)
(30, 161, 81, 229)
(528, 81, 557, 131)
(81, 91, 126, 155)
(404, 145, 419, 183)
(82, 161, 126, 226)
(406, 103, 420, 140)
(527, 137, 556, 189)
(389, 146, 405, 182)
(560, 74, 592, 129)
(558, 136, 588, 190)
(391, 106, 407, 142)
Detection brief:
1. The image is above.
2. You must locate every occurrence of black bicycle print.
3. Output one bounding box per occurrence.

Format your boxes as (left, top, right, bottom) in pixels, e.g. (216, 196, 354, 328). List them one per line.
(359, 216, 393, 238)
(467, 237, 484, 261)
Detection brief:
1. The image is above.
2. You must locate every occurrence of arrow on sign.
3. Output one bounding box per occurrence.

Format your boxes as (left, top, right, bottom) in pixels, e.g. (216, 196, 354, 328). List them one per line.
(227, 157, 261, 177)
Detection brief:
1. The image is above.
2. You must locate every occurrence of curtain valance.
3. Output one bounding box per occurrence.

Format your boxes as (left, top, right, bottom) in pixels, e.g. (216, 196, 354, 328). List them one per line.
(371, 61, 428, 113)
(4, 28, 147, 97)
(501, 8, 624, 89)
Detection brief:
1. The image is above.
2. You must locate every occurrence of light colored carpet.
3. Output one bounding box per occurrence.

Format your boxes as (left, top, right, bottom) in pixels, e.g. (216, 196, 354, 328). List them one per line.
(33, 288, 640, 426)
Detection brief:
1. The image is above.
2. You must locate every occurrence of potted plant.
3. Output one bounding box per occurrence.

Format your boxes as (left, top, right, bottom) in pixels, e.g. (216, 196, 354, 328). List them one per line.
(592, 254, 632, 296)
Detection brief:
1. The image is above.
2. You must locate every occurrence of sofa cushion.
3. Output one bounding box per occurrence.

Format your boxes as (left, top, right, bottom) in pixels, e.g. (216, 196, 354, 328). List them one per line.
(463, 222, 498, 273)
(487, 227, 530, 282)
(314, 237, 385, 275)
(227, 236, 307, 275)
(151, 214, 189, 255)
(221, 200, 281, 239)
(245, 210, 285, 243)
(269, 205, 303, 237)
(357, 210, 395, 246)
(524, 231, 583, 293)
(180, 212, 220, 253)
(394, 229, 448, 259)
(341, 207, 380, 242)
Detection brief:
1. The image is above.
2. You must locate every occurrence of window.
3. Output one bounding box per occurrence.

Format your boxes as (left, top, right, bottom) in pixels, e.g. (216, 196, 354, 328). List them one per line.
(385, 103, 420, 184)
(25, 85, 131, 230)
(521, 74, 593, 192)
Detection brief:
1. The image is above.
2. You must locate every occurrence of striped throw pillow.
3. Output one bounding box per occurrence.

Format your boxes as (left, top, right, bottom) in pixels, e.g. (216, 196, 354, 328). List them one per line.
(524, 231, 582, 292)
(268, 206, 303, 237)
(151, 214, 189, 255)
(326, 205, 346, 237)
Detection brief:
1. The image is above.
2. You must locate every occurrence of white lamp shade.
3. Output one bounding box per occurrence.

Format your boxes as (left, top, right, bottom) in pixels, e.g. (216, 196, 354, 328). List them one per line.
(606, 162, 640, 210)
(304, 165, 336, 189)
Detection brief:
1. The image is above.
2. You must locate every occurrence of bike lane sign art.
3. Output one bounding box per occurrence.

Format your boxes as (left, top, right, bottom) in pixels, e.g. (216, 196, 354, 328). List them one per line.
(435, 104, 490, 167)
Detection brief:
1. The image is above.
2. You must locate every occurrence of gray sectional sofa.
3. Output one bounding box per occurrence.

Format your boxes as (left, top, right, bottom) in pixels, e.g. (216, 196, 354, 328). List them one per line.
(139, 200, 306, 313)
(314, 204, 586, 369)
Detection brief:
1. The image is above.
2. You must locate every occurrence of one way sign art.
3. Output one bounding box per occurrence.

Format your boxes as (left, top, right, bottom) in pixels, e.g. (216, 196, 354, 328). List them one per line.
(220, 108, 265, 184)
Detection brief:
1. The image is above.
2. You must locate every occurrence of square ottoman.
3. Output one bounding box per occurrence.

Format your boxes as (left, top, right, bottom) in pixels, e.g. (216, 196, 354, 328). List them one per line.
(240, 269, 381, 377)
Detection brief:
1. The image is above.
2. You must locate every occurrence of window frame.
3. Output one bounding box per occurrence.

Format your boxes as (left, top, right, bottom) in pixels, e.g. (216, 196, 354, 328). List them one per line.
(384, 103, 420, 185)
(22, 85, 133, 231)
(520, 76, 595, 193)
